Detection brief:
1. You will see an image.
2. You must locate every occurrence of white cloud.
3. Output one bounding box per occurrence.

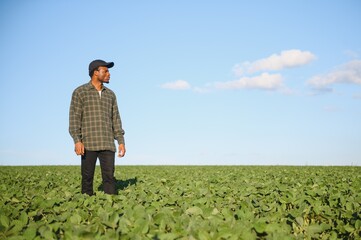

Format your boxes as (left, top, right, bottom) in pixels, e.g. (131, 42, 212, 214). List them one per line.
(233, 49, 316, 76)
(214, 73, 283, 90)
(323, 105, 340, 112)
(307, 87, 333, 96)
(161, 80, 191, 90)
(162, 49, 315, 93)
(308, 60, 361, 88)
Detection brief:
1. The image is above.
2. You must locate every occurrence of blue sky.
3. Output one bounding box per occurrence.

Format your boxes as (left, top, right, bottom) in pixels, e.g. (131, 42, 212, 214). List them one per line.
(0, 0, 360, 166)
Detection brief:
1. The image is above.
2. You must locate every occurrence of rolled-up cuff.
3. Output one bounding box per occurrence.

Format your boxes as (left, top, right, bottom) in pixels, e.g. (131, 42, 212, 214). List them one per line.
(116, 137, 125, 146)
(73, 137, 82, 144)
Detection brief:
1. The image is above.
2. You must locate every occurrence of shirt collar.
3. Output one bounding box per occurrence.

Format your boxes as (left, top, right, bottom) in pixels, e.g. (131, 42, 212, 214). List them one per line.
(87, 81, 107, 91)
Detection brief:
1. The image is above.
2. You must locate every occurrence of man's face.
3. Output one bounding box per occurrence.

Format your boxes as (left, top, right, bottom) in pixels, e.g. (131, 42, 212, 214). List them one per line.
(96, 66, 111, 83)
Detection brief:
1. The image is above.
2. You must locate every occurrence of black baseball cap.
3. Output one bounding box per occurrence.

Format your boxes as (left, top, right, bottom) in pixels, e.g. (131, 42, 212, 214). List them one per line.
(89, 59, 114, 76)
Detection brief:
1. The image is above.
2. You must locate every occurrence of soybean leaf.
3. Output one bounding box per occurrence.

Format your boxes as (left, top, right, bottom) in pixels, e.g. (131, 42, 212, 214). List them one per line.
(185, 206, 203, 216)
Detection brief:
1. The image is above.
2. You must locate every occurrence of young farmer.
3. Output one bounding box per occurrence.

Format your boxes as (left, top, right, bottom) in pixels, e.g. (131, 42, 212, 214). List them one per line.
(69, 60, 126, 195)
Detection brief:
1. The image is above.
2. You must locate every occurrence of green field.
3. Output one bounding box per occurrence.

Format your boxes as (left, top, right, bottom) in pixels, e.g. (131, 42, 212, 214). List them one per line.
(0, 166, 360, 239)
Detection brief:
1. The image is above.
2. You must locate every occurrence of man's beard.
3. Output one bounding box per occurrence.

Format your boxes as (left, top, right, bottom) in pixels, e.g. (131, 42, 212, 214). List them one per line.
(100, 79, 110, 84)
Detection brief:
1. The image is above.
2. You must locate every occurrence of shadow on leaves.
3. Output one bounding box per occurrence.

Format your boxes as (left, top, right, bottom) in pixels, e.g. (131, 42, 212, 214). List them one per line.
(97, 177, 137, 193)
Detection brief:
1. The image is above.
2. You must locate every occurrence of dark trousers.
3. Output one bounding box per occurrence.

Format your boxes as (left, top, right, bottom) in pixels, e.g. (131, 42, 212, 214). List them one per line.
(81, 150, 116, 195)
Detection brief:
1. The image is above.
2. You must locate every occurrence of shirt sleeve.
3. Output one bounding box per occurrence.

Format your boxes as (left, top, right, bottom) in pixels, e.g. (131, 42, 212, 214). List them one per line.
(69, 89, 83, 144)
(112, 95, 125, 145)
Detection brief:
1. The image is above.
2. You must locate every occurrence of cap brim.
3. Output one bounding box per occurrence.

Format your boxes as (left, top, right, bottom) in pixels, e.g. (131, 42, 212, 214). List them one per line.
(105, 62, 114, 68)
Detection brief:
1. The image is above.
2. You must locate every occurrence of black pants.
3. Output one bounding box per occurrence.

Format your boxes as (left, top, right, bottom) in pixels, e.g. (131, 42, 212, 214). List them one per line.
(81, 150, 116, 195)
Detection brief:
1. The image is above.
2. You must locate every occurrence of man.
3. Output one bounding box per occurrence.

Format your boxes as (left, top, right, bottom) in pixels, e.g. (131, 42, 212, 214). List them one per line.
(69, 59, 126, 195)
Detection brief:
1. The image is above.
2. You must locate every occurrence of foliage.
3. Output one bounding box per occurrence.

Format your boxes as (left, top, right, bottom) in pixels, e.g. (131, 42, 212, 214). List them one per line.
(0, 166, 360, 239)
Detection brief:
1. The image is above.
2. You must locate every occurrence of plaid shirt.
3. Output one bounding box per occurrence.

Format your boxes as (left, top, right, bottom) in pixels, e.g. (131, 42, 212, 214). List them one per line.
(69, 81, 125, 152)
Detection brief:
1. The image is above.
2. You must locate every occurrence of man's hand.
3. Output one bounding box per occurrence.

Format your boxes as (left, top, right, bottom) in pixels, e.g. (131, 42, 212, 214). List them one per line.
(118, 144, 126, 157)
(75, 142, 85, 155)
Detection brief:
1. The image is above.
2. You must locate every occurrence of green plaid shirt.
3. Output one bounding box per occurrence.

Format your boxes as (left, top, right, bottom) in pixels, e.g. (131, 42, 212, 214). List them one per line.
(69, 81, 125, 152)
